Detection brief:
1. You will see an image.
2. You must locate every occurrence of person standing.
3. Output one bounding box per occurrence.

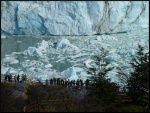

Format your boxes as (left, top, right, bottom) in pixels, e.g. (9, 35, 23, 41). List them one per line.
(10, 74, 12, 82)
(46, 79, 48, 86)
(78, 81, 81, 92)
(22, 74, 25, 83)
(4, 74, 7, 81)
(85, 79, 89, 89)
(24, 74, 27, 82)
(8, 74, 10, 82)
(53, 78, 56, 85)
(50, 78, 53, 85)
(65, 80, 68, 88)
(14, 75, 17, 83)
(17, 74, 20, 83)
(69, 81, 73, 89)
(61, 79, 64, 86)
(57, 78, 60, 85)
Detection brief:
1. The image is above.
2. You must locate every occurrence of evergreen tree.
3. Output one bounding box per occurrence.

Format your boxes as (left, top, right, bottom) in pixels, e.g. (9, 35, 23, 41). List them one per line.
(127, 44, 149, 107)
(86, 48, 118, 105)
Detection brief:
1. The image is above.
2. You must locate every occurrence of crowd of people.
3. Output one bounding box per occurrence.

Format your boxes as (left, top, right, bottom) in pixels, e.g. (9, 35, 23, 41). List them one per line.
(3, 73, 90, 90)
(3, 74, 128, 92)
(45, 78, 90, 90)
(4, 74, 27, 83)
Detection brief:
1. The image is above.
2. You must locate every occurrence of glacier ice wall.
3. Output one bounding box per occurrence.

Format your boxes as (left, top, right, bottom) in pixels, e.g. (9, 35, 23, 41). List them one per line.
(1, 1, 149, 36)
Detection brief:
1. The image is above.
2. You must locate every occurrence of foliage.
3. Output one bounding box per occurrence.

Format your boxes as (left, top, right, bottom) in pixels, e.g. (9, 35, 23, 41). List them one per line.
(127, 44, 149, 107)
(116, 66, 130, 86)
(0, 82, 25, 112)
(118, 104, 147, 112)
(0, 82, 15, 112)
(25, 82, 71, 112)
(86, 48, 118, 105)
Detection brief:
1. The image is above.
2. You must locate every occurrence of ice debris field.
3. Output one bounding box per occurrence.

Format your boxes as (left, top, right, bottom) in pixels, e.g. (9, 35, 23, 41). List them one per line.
(1, 28, 149, 86)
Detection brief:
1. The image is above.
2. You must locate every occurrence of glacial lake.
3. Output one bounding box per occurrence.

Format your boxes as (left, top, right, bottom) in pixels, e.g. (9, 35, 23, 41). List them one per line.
(1, 28, 149, 83)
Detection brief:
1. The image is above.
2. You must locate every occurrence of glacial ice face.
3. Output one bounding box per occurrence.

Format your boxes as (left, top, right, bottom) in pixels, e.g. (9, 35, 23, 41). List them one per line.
(1, 1, 149, 36)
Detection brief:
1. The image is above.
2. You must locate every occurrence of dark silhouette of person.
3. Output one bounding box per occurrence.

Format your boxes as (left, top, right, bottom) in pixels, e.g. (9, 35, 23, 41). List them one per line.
(14, 75, 17, 83)
(46, 79, 48, 86)
(10, 74, 12, 82)
(85, 79, 89, 89)
(8, 74, 10, 82)
(17, 74, 20, 83)
(61, 79, 64, 86)
(65, 80, 68, 88)
(4, 74, 7, 81)
(50, 78, 53, 85)
(57, 78, 60, 85)
(53, 78, 56, 85)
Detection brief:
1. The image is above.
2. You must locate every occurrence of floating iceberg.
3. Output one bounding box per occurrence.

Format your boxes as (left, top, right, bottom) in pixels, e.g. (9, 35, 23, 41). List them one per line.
(44, 64, 52, 68)
(56, 38, 80, 53)
(105, 53, 121, 62)
(3, 56, 19, 64)
(1, 67, 10, 74)
(36, 40, 49, 56)
(1, 35, 6, 39)
(83, 59, 93, 68)
(67, 66, 78, 81)
(22, 47, 36, 56)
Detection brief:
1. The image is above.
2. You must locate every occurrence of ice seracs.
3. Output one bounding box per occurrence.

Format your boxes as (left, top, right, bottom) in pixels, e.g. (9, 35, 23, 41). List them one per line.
(2, 1, 148, 36)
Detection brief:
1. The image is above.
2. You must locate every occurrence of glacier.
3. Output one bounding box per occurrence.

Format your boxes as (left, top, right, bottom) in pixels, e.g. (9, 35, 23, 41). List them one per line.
(1, 1, 149, 36)
(1, 1, 149, 87)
